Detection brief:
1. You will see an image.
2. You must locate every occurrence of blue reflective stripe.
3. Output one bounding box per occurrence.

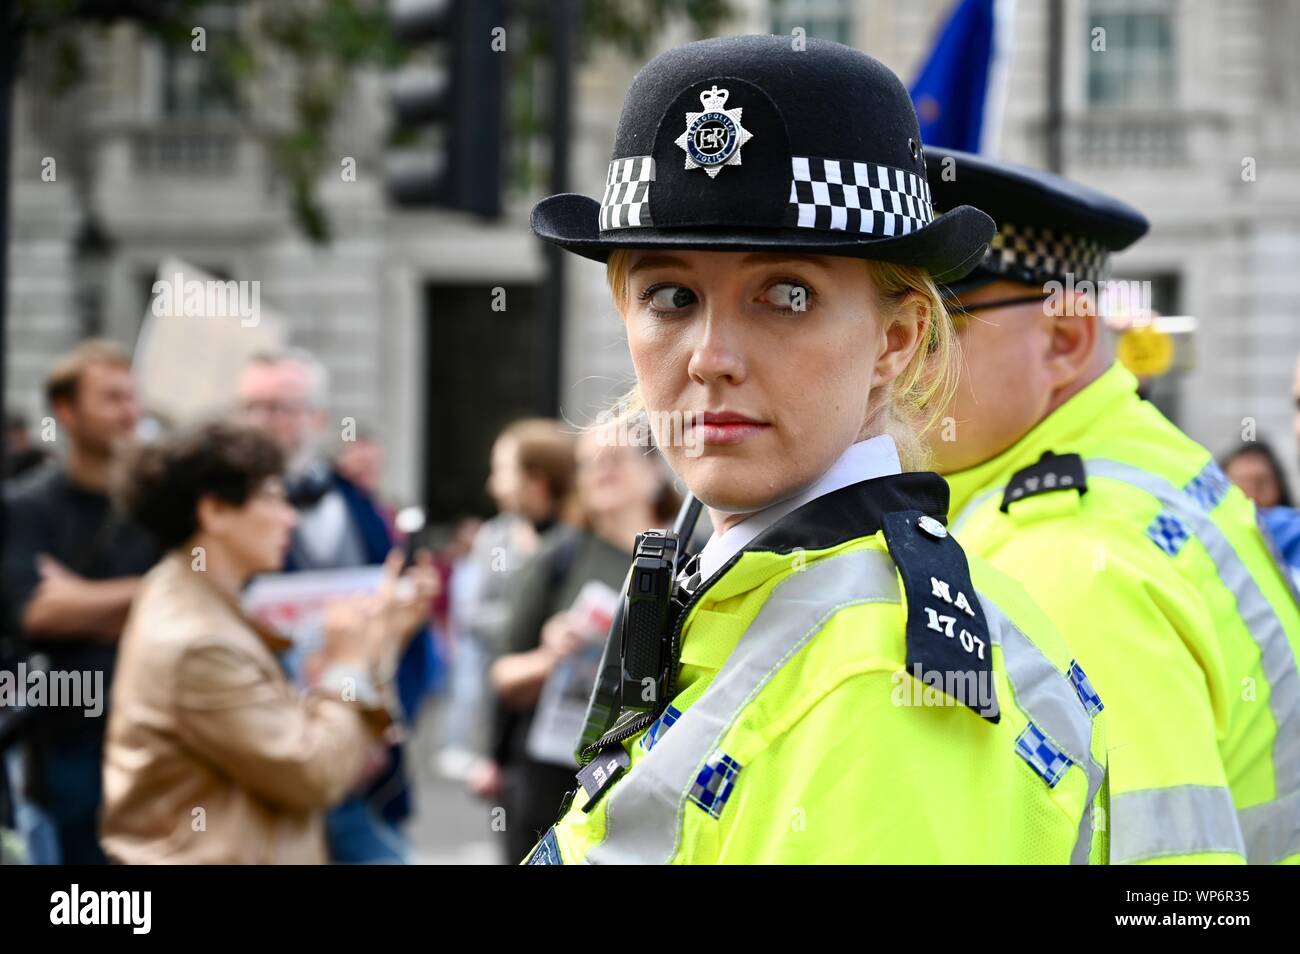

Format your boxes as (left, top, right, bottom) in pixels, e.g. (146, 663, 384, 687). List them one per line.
(687, 751, 742, 818)
(1090, 457, 1300, 864)
(640, 704, 682, 752)
(525, 827, 563, 865)
(1147, 511, 1190, 556)
(1015, 722, 1074, 788)
(1184, 461, 1231, 512)
(1068, 660, 1104, 716)
(983, 599, 1105, 863)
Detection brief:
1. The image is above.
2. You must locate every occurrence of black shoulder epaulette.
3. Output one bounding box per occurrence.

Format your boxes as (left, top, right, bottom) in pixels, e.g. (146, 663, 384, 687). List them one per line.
(1000, 451, 1087, 513)
(881, 510, 1000, 723)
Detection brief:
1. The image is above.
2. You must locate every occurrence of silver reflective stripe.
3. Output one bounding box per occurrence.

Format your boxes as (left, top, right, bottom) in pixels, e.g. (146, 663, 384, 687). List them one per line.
(1110, 786, 1245, 863)
(1088, 456, 1300, 863)
(587, 548, 901, 864)
(1239, 789, 1300, 864)
(952, 488, 1002, 535)
(982, 598, 1105, 865)
(589, 546, 1102, 864)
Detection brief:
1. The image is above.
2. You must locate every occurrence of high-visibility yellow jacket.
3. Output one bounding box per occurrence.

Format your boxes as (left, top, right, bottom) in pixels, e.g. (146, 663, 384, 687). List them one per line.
(525, 473, 1108, 864)
(944, 363, 1300, 865)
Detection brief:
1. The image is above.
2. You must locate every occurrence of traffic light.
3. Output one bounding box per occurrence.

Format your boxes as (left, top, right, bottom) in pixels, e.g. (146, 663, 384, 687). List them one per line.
(386, 0, 505, 217)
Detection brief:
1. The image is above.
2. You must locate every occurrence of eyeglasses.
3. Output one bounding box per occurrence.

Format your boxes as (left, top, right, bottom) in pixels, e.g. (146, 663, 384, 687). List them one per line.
(252, 480, 289, 504)
(947, 293, 1054, 328)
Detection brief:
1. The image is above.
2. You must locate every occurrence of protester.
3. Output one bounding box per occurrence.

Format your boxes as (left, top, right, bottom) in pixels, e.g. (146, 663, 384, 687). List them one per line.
(444, 419, 575, 784)
(336, 428, 386, 499)
(236, 348, 438, 863)
(336, 426, 398, 539)
(1246, 360, 1300, 581)
(489, 428, 677, 862)
(1222, 440, 1294, 509)
(1, 340, 159, 864)
(101, 422, 435, 863)
(434, 515, 486, 773)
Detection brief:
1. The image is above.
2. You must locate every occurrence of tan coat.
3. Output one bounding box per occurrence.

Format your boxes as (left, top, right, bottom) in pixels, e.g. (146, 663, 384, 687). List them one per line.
(101, 552, 385, 864)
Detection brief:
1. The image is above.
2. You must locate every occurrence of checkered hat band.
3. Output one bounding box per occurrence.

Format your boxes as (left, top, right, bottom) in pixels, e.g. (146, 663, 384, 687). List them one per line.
(785, 156, 933, 237)
(599, 156, 656, 230)
(985, 223, 1110, 285)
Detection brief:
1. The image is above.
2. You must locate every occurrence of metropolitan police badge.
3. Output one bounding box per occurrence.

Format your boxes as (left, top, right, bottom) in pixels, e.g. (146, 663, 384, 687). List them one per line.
(674, 85, 753, 179)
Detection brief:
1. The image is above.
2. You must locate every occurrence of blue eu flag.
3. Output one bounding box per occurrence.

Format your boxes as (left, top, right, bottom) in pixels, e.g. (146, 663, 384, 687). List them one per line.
(909, 0, 1006, 153)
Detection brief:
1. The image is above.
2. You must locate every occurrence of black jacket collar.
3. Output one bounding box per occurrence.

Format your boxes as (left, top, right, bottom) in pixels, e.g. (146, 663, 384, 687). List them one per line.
(745, 471, 950, 555)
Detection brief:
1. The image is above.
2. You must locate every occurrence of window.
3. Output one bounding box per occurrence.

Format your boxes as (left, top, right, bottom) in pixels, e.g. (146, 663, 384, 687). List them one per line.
(770, 0, 854, 46)
(1086, 0, 1176, 106)
(158, 4, 240, 117)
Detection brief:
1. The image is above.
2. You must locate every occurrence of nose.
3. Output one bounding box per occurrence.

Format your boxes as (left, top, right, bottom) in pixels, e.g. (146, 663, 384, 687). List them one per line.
(686, 310, 747, 387)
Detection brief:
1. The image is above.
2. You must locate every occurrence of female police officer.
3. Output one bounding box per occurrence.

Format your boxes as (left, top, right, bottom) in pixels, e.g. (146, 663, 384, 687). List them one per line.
(524, 35, 1108, 864)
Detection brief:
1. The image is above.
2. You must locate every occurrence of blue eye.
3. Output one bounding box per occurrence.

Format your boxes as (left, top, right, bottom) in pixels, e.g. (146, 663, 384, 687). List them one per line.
(641, 284, 697, 312)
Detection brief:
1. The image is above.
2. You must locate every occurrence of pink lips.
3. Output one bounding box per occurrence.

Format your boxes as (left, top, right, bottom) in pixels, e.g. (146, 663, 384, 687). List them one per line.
(693, 411, 770, 446)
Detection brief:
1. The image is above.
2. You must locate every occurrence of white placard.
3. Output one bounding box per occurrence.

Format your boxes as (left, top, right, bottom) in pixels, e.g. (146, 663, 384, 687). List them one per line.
(242, 566, 386, 662)
(526, 580, 622, 768)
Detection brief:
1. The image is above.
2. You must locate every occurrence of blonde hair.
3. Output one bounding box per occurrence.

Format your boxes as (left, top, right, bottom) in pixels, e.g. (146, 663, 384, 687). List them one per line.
(603, 249, 958, 471)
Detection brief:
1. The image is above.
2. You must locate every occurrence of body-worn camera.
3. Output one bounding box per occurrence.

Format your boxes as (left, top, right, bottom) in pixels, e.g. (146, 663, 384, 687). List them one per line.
(620, 530, 679, 713)
(575, 495, 703, 765)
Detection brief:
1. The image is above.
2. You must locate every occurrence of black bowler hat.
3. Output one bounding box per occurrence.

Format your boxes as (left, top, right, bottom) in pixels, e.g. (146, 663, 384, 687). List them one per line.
(924, 147, 1149, 293)
(531, 35, 995, 283)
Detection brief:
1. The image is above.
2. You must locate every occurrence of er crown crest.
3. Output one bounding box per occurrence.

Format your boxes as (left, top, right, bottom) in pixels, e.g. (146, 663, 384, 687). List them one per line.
(700, 85, 729, 111)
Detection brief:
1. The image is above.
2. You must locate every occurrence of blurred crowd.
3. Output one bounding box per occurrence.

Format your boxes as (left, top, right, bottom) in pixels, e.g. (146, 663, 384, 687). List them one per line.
(5, 336, 1300, 864)
(0, 338, 681, 864)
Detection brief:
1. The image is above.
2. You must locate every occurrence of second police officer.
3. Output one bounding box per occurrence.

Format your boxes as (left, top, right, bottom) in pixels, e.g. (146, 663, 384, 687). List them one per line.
(925, 148, 1300, 865)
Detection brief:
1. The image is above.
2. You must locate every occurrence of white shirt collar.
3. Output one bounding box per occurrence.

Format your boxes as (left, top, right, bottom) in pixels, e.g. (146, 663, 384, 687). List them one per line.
(691, 434, 901, 584)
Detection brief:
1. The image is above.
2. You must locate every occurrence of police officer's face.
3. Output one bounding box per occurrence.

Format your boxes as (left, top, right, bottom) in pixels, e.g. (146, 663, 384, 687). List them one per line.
(620, 249, 919, 517)
(928, 280, 1066, 474)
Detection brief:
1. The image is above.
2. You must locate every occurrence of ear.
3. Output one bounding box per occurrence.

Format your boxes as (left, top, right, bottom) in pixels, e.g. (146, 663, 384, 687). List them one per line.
(873, 292, 928, 389)
(50, 397, 76, 432)
(1044, 289, 1099, 390)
